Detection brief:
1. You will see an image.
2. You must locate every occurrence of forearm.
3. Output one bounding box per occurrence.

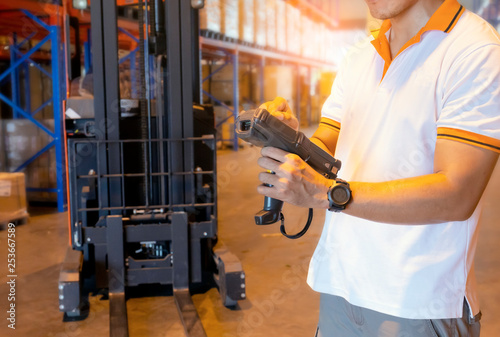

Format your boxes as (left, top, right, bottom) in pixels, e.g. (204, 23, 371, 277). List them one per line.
(343, 173, 476, 225)
(258, 140, 498, 225)
(336, 141, 498, 225)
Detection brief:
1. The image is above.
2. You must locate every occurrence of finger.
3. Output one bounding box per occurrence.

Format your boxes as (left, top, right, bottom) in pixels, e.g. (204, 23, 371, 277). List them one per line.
(261, 147, 290, 162)
(273, 97, 288, 110)
(257, 184, 281, 199)
(258, 172, 280, 186)
(257, 156, 281, 172)
(275, 101, 289, 113)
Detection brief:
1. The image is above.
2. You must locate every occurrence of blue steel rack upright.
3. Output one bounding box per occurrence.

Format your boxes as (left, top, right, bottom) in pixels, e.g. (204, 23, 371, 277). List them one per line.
(202, 49, 240, 150)
(0, 9, 66, 212)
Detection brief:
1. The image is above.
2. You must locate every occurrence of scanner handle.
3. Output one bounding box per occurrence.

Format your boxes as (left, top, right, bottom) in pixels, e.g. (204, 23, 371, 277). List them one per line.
(255, 195, 283, 225)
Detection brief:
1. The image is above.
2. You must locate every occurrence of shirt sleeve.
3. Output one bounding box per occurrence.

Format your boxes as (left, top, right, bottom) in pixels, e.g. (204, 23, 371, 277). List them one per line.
(437, 44, 500, 153)
(320, 63, 345, 130)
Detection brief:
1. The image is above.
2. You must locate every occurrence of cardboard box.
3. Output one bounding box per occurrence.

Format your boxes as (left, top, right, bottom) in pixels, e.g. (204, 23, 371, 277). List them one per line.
(66, 97, 95, 118)
(204, 64, 251, 104)
(253, 65, 296, 112)
(311, 94, 322, 124)
(214, 106, 243, 148)
(239, 64, 253, 104)
(221, 0, 239, 40)
(0, 122, 6, 171)
(239, 0, 254, 43)
(211, 81, 235, 103)
(202, 63, 211, 103)
(200, 0, 221, 32)
(298, 73, 311, 127)
(0, 172, 28, 224)
(1, 119, 57, 203)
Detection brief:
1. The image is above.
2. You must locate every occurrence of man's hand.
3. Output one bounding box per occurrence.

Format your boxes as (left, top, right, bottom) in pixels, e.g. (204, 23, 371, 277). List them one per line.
(259, 97, 299, 131)
(257, 147, 332, 209)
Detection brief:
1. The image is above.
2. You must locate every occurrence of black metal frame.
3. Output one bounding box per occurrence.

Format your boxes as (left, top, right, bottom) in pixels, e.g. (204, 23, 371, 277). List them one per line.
(58, 1, 246, 336)
(67, 137, 217, 216)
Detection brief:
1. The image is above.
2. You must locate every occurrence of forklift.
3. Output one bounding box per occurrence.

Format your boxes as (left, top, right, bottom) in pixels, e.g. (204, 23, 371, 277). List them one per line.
(58, 1, 245, 336)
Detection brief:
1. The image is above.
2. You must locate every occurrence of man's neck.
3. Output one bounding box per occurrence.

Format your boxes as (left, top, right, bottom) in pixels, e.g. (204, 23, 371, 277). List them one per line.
(389, 0, 444, 58)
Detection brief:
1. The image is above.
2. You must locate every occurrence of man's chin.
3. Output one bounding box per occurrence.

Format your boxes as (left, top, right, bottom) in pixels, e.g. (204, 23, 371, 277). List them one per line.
(368, 8, 391, 20)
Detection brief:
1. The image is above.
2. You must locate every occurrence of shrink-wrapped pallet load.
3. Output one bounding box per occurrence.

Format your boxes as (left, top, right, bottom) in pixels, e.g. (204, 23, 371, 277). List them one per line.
(300, 15, 313, 59)
(254, 0, 266, 46)
(294, 6, 303, 56)
(239, 0, 254, 43)
(275, 0, 286, 51)
(286, 3, 301, 55)
(265, 0, 277, 49)
(221, 0, 239, 40)
(199, 0, 221, 33)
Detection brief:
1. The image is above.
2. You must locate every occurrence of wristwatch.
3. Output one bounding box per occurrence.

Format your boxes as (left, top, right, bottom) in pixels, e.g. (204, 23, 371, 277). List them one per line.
(327, 178, 352, 212)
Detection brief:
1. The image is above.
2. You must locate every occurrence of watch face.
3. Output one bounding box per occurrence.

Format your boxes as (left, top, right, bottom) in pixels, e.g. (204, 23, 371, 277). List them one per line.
(332, 186, 350, 204)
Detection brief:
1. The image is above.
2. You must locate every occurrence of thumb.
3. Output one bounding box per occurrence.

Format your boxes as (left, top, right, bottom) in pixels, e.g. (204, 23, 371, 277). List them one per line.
(272, 97, 289, 112)
(275, 101, 288, 112)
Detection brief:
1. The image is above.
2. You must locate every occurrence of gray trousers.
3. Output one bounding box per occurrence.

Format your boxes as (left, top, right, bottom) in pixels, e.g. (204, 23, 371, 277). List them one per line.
(315, 294, 481, 337)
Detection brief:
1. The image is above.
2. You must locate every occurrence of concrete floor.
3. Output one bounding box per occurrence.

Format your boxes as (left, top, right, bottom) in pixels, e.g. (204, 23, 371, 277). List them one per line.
(1, 143, 499, 337)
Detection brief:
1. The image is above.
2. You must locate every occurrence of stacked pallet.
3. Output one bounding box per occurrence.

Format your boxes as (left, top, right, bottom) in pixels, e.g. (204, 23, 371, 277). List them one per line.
(0, 119, 57, 203)
(0, 172, 28, 225)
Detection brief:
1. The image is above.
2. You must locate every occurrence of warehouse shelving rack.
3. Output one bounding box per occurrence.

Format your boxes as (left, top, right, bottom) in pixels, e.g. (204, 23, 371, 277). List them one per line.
(199, 36, 336, 151)
(199, 0, 338, 151)
(0, 9, 67, 212)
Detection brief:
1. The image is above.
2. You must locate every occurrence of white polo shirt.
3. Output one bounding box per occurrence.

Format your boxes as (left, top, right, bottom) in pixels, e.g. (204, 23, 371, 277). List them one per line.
(307, 0, 500, 320)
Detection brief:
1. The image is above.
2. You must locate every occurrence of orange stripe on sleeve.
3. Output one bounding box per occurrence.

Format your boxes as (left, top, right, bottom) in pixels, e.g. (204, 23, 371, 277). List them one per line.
(437, 127, 500, 153)
(319, 117, 341, 132)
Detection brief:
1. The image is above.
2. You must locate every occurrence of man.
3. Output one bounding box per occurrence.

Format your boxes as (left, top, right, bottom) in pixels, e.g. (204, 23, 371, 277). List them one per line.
(257, 0, 500, 336)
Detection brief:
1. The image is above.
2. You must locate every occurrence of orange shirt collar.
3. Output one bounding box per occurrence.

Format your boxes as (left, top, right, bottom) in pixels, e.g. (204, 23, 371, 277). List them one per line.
(371, 0, 465, 78)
